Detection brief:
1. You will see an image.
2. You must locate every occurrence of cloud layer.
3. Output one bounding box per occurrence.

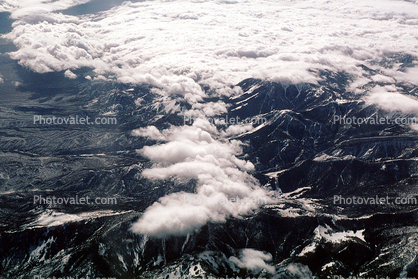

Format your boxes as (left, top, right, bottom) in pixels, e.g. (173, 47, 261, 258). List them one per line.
(1, 0, 418, 102)
(0, 0, 92, 18)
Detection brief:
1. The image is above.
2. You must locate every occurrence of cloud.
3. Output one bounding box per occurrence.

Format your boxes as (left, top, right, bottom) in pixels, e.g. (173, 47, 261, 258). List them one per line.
(365, 85, 418, 114)
(131, 126, 165, 141)
(370, 74, 395, 84)
(278, 263, 313, 279)
(1, 0, 93, 19)
(130, 120, 276, 238)
(2, 0, 418, 106)
(363, 84, 418, 131)
(191, 101, 228, 117)
(64, 69, 77, 79)
(229, 248, 276, 275)
(223, 123, 254, 136)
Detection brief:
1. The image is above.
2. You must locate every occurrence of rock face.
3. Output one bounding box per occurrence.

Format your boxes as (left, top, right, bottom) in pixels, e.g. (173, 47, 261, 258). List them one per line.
(1, 66, 418, 278)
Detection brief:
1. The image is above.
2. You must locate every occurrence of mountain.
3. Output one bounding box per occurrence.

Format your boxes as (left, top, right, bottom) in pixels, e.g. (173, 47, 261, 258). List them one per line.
(1, 65, 418, 278)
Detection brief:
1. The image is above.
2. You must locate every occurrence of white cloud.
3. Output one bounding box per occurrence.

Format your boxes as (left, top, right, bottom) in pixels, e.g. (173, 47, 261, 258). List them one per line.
(130, 120, 276, 238)
(229, 248, 276, 274)
(191, 101, 228, 117)
(364, 84, 418, 130)
(282, 263, 313, 279)
(0, 0, 93, 18)
(64, 69, 77, 79)
(370, 74, 395, 84)
(0, 73, 3, 83)
(365, 85, 418, 114)
(347, 76, 372, 94)
(223, 124, 254, 136)
(132, 126, 165, 141)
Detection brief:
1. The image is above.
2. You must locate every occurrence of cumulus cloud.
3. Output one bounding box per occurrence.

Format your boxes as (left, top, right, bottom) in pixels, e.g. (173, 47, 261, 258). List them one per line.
(131, 126, 165, 141)
(191, 101, 228, 117)
(223, 123, 254, 136)
(130, 120, 276, 238)
(229, 248, 276, 275)
(64, 69, 77, 79)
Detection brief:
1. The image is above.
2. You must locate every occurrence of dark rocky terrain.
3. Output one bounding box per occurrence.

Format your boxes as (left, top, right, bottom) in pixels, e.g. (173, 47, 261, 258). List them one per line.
(1, 58, 418, 278)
